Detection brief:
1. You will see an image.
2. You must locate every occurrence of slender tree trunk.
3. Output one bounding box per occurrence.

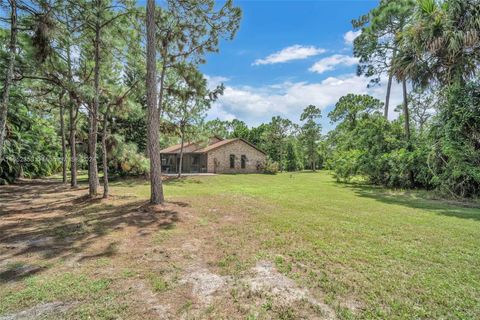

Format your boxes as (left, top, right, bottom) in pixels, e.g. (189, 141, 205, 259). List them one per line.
(69, 98, 78, 188)
(384, 49, 397, 119)
(0, 0, 17, 160)
(402, 79, 411, 141)
(384, 74, 393, 119)
(65, 24, 77, 188)
(402, 79, 414, 186)
(102, 108, 109, 199)
(146, 0, 164, 204)
(178, 128, 185, 178)
(18, 163, 23, 178)
(60, 103, 67, 184)
(88, 25, 101, 198)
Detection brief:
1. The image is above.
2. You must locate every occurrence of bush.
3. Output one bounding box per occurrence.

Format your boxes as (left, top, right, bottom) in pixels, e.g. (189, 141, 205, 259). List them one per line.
(428, 82, 480, 198)
(262, 159, 280, 174)
(110, 135, 149, 176)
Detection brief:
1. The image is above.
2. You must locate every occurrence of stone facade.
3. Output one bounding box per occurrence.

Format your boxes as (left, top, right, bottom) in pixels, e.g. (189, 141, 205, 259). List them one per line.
(206, 139, 266, 173)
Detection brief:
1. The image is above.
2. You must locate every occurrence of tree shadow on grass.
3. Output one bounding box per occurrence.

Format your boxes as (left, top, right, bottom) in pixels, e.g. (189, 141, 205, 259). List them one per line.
(339, 182, 480, 222)
(0, 180, 187, 281)
(0, 263, 45, 283)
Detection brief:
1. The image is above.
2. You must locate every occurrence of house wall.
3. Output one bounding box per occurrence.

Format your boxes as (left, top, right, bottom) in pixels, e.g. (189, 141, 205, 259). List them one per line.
(206, 140, 266, 173)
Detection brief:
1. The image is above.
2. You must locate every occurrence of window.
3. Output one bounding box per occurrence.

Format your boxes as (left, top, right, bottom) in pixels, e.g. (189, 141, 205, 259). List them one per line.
(230, 154, 235, 168)
(241, 155, 246, 169)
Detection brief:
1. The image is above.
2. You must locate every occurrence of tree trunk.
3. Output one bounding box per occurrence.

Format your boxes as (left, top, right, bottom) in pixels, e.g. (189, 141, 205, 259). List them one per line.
(178, 128, 185, 178)
(102, 108, 109, 199)
(60, 102, 67, 184)
(384, 49, 397, 119)
(18, 163, 24, 178)
(65, 25, 77, 188)
(402, 79, 414, 186)
(402, 79, 411, 141)
(0, 0, 17, 160)
(69, 98, 78, 188)
(146, 0, 164, 204)
(384, 74, 393, 119)
(88, 25, 101, 198)
(312, 159, 316, 172)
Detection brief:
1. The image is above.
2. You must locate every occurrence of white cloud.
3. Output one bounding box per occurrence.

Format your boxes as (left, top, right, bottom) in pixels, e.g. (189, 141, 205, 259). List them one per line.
(344, 30, 361, 45)
(309, 54, 359, 74)
(253, 45, 326, 66)
(204, 75, 229, 90)
(207, 74, 403, 128)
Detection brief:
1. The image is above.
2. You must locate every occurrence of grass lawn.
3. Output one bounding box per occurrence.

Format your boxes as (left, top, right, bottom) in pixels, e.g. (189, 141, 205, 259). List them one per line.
(1, 171, 479, 319)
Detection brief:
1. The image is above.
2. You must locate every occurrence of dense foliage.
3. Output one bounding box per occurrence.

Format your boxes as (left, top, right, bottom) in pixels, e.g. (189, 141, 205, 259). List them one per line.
(0, 0, 478, 199)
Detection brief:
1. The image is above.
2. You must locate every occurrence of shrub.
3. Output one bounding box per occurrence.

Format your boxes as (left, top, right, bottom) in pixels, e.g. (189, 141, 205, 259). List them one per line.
(262, 159, 280, 174)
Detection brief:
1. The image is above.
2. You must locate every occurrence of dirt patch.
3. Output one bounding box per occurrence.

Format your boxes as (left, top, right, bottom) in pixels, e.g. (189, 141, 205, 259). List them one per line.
(124, 279, 174, 319)
(246, 261, 336, 319)
(0, 301, 76, 320)
(180, 264, 231, 305)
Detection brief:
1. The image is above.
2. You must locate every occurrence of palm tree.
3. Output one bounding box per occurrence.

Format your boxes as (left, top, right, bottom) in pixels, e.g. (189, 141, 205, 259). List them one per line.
(394, 0, 480, 86)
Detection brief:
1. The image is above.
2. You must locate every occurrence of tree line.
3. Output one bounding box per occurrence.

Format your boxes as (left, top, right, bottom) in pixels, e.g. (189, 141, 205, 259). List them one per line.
(0, 0, 479, 201)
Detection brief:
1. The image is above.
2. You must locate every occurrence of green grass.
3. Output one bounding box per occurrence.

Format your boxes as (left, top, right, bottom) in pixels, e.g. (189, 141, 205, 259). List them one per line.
(112, 171, 480, 319)
(0, 273, 111, 315)
(148, 273, 169, 293)
(3, 171, 479, 319)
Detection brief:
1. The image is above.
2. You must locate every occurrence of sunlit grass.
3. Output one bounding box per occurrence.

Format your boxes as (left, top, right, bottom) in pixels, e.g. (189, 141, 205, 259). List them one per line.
(110, 171, 480, 318)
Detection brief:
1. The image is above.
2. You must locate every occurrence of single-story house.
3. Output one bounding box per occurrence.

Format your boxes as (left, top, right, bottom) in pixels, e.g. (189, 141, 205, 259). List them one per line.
(159, 136, 266, 174)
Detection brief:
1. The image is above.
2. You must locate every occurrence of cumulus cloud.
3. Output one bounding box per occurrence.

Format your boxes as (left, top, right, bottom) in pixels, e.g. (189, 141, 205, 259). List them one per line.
(204, 75, 229, 90)
(343, 30, 361, 45)
(207, 74, 403, 127)
(253, 45, 326, 66)
(309, 54, 359, 74)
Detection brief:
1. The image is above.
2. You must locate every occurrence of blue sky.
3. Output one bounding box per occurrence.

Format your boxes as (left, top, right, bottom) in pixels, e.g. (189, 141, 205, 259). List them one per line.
(199, 0, 404, 132)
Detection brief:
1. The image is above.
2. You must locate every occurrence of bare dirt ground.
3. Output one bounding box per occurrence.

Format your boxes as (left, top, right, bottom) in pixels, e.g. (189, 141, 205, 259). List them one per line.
(0, 180, 334, 319)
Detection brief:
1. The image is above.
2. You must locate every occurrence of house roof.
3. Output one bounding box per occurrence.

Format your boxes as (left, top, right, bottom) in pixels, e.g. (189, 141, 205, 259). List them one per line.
(160, 137, 266, 155)
(159, 142, 193, 153)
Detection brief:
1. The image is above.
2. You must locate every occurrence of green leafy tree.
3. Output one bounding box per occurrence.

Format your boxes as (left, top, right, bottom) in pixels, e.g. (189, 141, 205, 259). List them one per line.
(285, 139, 303, 172)
(329, 94, 383, 129)
(164, 64, 223, 177)
(300, 105, 322, 171)
(262, 116, 293, 171)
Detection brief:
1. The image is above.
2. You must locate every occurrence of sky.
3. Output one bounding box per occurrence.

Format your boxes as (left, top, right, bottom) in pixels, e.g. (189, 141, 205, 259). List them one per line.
(199, 0, 404, 132)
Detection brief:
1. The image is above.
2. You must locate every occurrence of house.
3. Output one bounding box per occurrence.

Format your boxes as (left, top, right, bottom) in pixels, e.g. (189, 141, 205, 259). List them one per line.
(159, 136, 266, 174)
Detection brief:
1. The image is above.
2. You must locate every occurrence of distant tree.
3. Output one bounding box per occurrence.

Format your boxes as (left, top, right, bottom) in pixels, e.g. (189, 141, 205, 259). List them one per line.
(329, 94, 383, 129)
(285, 139, 303, 172)
(229, 119, 250, 139)
(300, 105, 322, 171)
(249, 123, 268, 147)
(165, 64, 223, 177)
(408, 87, 436, 134)
(262, 116, 293, 171)
(205, 119, 230, 138)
